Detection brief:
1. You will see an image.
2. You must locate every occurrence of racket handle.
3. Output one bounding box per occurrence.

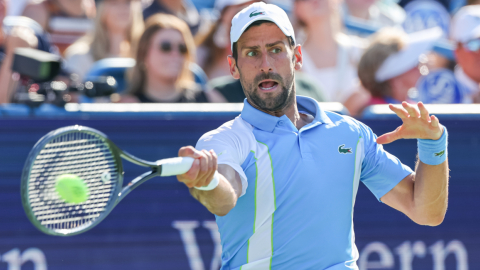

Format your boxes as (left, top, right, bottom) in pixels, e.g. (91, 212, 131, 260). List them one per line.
(158, 157, 195, 176)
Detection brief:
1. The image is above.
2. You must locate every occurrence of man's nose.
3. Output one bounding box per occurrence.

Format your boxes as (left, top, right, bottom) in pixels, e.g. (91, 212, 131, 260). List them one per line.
(259, 52, 273, 73)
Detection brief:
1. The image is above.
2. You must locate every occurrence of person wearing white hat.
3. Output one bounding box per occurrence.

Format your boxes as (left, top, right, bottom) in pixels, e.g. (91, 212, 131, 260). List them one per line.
(176, 2, 449, 269)
(450, 5, 480, 103)
(358, 27, 442, 105)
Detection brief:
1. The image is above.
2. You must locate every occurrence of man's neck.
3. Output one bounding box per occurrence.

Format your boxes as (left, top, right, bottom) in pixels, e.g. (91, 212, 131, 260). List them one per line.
(248, 96, 312, 130)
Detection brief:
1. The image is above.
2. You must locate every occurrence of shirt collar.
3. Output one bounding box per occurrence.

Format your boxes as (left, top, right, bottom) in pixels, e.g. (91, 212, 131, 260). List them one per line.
(240, 96, 333, 133)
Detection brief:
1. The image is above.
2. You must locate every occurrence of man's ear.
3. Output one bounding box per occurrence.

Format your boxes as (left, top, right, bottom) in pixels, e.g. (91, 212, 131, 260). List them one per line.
(228, 56, 240, 79)
(294, 45, 303, 70)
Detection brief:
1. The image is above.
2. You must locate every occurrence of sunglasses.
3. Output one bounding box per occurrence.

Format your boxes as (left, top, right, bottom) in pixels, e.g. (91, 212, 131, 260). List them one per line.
(463, 39, 480, 53)
(159, 41, 188, 55)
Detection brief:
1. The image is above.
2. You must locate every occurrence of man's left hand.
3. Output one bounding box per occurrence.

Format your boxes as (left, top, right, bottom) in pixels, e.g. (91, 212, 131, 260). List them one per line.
(376, 101, 443, 145)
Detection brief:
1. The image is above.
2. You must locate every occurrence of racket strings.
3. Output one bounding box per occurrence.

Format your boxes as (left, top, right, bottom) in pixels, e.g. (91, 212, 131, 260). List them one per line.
(28, 131, 118, 232)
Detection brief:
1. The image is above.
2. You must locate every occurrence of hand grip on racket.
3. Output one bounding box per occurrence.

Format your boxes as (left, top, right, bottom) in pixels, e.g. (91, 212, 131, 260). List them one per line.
(21, 125, 194, 236)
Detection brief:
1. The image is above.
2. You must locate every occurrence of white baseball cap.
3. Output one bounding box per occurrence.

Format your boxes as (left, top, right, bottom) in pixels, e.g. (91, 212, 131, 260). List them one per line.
(230, 2, 295, 51)
(450, 5, 480, 43)
(375, 27, 442, 82)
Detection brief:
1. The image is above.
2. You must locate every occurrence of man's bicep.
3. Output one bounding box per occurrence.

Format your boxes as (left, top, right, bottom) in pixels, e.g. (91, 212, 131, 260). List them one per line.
(380, 173, 415, 217)
(218, 164, 243, 199)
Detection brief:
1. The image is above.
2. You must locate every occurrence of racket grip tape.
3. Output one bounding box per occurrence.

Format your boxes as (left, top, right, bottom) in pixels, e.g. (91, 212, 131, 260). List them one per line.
(158, 157, 195, 176)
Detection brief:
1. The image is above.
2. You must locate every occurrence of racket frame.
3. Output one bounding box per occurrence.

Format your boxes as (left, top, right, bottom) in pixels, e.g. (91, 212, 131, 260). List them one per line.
(21, 125, 189, 236)
(21, 126, 127, 236)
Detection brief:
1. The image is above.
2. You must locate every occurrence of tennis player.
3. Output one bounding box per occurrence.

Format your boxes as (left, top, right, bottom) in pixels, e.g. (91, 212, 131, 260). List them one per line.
(177, 2, 449, 269)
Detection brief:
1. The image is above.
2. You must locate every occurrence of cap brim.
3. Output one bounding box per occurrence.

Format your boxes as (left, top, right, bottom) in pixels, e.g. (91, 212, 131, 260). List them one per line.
(375, 27, 443, 82)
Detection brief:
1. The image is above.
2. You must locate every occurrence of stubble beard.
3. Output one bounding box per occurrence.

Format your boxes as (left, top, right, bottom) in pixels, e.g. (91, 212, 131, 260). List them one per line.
(240, 70, 295, 112)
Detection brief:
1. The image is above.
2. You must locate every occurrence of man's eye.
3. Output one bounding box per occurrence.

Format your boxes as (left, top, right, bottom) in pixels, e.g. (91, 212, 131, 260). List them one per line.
(272, 48, 281, 53)
(247, 51, 257, 57)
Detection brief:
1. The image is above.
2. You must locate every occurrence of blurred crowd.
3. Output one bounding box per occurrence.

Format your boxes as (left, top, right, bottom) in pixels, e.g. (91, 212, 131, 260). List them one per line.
(0, 0, 479, 116)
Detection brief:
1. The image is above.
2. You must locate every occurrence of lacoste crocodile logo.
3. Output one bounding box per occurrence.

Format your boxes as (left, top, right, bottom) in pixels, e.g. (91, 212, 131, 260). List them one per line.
(338, 144, 353, 154)
(435, 150, 445, 157)
(250, 10, 265, 17)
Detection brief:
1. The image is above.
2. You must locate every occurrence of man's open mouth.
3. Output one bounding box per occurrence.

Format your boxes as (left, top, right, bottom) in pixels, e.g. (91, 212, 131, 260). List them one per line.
(258, 80, 279, 91)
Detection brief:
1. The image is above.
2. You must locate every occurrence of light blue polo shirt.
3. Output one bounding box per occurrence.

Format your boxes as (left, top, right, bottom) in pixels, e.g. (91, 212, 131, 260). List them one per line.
(196, 96, 413, 270)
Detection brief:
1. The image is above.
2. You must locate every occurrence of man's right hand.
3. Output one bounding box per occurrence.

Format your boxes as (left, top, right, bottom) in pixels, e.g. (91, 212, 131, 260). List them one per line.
(177, 146, 218, 189)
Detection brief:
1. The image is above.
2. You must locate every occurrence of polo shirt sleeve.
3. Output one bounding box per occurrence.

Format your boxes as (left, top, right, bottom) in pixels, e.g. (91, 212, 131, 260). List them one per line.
(195, 128, 249, 196)
(359, 122, 414, 202)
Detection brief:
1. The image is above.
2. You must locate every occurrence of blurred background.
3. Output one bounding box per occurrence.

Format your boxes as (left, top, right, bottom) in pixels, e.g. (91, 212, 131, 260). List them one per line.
(1, 0, 479, 269)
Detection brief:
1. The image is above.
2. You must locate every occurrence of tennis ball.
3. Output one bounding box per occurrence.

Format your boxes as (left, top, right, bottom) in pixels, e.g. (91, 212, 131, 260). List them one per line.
(55, 174, 90, 204)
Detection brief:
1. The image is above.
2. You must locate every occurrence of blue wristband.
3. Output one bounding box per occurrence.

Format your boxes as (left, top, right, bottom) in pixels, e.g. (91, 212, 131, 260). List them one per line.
(417, 125, 448, 165)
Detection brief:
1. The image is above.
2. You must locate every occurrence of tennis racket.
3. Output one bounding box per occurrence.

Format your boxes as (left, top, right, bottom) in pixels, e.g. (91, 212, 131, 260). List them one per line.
(21, 125, 194, 236)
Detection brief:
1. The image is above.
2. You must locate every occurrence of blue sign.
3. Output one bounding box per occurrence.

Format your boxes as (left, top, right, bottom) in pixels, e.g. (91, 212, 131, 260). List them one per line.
(1, 115, 479, 269)
(414, 68, 466, 104)
(403, 0, 451, 37)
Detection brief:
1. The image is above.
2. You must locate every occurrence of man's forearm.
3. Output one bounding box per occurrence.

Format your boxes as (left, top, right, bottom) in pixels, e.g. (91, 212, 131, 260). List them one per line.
(190, 174, 239, 216)
(412, 158, 449, 225)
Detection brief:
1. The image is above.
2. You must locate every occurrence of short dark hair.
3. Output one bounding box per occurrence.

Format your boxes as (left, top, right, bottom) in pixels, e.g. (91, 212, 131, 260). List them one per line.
(232, 20, 295, 63)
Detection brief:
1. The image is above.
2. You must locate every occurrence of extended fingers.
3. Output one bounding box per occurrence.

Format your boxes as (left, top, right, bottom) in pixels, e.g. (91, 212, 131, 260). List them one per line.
(389, 104, 409, 120)
(376, 127, 401, 145)
(417, 102, 430, 121)
(402, 102, 420, 118)
(430, 115, 439, 127)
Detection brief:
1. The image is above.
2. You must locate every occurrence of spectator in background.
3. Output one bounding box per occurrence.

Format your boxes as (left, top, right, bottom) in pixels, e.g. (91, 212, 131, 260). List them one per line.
(293, 0, 370, 115)
(7, 0, 28, 16)
(22, 0, 96, 55)
(451, 5, 480, 103)
(197, 0, 257, 79)
(343, 0, 405, 28)
(142, 0, 201, 37)
(0, 0, 49, 103)
(358, 27, 441, 106)
(64, 0, 144, 81)
(123, 14, 221, 103)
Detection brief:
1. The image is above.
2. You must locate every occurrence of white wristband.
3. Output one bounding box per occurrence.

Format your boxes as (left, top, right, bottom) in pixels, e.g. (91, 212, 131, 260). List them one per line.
(194, 171, 220, 191)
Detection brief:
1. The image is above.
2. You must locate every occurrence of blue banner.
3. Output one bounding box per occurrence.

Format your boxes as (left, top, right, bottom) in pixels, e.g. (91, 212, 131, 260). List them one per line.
(0, 115, 478, 269)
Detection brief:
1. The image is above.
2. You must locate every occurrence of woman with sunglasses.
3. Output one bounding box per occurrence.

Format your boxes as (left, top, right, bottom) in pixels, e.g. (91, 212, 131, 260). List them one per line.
(124, 14, 215, 103)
